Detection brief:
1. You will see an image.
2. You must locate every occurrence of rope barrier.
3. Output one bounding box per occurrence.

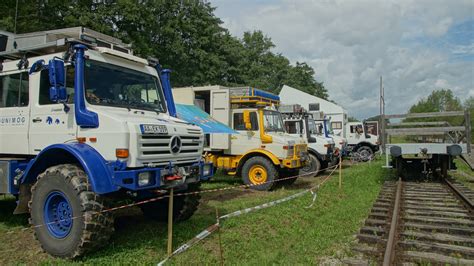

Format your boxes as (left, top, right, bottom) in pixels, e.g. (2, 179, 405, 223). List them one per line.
(6, 163, 339, 234)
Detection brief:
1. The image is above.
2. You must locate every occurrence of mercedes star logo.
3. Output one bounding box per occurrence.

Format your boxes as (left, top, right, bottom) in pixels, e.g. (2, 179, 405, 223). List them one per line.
(170, 136, 182, 154)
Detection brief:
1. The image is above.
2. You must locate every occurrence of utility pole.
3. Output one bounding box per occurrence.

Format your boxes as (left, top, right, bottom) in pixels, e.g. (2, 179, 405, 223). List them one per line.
(379, 76, 385, 154)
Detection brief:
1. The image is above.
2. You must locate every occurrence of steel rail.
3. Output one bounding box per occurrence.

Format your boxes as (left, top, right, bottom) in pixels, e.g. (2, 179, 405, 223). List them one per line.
(383, 178, 402, 266)
(444, 178, 473, 209)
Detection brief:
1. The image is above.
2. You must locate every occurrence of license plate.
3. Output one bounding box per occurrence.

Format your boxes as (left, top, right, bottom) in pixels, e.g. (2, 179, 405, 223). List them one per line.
(141, 124, 168, 134)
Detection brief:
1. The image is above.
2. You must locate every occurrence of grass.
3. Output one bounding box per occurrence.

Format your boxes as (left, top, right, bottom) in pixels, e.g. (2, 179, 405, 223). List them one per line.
(0, 159, 390, 265)
(451, 158, 474, 190)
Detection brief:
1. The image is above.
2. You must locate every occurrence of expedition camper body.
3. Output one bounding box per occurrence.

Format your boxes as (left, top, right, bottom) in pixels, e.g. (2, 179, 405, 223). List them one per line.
(279, 104, 336, 175)
(0, 27, 213, 258)
(173, 86, 308, 190)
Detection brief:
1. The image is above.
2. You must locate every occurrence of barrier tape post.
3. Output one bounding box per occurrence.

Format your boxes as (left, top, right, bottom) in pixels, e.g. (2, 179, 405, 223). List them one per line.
(167, 188, 174, 256)
(216, 208, 224, 266)
(338, 155, 342, 189)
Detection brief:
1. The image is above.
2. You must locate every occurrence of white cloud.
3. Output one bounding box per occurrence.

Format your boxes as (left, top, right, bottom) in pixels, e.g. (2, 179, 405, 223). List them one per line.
(211, 0, 474, 118)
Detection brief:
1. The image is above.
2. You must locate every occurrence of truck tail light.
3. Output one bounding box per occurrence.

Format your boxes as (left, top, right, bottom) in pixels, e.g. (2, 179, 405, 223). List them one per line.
(116, 149, 129, 158)
(324, 144, 331, 148)
(283, 145, 289, 150)
(77, 137, 86, 143)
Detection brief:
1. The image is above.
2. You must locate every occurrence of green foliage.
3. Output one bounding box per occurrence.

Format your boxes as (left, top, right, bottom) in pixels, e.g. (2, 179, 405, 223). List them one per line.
(409, 89, 463, 114)
(348, 116, 359, 122)
(407, 89, 472, 142)
(463, 96, 474, 143)
(0, 0, 328, 98)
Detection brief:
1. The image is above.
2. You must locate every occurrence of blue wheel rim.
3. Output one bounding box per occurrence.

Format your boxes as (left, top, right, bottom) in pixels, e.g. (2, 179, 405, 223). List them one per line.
(43, 191, 73, 238)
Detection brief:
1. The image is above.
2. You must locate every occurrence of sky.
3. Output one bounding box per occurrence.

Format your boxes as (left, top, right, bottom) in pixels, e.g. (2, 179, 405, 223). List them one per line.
(210, 0, 474, 119)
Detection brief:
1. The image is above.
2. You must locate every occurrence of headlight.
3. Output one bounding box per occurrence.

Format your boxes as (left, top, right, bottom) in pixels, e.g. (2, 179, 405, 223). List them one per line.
(138, 171, 154, 187)
(202, 164, 212, 176)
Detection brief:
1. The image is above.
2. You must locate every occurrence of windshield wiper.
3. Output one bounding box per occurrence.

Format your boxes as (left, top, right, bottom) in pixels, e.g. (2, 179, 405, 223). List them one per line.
(126, 100, 163, 114)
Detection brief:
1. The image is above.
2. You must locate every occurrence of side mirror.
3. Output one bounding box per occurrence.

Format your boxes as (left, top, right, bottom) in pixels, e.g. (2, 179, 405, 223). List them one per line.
(243, 111, 252, 130)
(48, 59, 67, 103)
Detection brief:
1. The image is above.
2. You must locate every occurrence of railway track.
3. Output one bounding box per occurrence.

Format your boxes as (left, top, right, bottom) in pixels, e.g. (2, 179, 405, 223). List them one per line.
(346, 177, 474, 265)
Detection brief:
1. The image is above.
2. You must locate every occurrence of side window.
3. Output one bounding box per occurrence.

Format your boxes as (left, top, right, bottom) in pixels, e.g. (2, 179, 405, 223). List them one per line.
(0, 72, 29, 107)
(233, 112, 258, 131)
(285, 121, 299, 134)
(350, 125, 357, 133)
(39, 68, 75, 105)
(331, 122, 342, 130)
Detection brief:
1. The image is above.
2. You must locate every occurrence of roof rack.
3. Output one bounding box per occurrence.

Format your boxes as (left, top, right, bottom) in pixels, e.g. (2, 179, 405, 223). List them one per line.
(279, 104, 305, 114)
(0, 27, 132, 60)
(229, 87, 280, 107)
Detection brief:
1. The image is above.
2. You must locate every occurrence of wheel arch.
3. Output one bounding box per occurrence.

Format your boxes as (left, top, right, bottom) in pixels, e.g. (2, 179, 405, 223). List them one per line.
(355, 142, 376, 152)
(307, 147, 323, 161)
(21, 143, 116, 194)
(236, 149, 280, 176)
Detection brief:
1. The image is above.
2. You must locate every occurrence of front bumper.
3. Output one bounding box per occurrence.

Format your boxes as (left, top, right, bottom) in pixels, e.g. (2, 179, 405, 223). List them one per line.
(113, 161, 213, 191)
(282, 144, 308, 169)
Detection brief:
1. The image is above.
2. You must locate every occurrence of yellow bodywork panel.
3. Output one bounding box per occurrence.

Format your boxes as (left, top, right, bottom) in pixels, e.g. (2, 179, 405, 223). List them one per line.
(258, 109, 273, 144)
(205, 149, 282, 175)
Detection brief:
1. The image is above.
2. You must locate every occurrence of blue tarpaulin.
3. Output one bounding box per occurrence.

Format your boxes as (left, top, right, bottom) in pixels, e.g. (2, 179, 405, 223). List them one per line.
(175, 104, 237, 134)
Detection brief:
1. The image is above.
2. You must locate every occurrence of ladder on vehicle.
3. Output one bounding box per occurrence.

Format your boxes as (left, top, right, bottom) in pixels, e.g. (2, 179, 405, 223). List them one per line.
(0, 27, 131, 61)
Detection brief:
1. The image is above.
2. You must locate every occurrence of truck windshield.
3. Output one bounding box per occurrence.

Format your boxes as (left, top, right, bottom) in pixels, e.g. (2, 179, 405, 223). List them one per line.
(325, 120, 334, 135)
(263, 110, 285, 133)
(84, 60, 166, 113)
(307, 119, 318, 134)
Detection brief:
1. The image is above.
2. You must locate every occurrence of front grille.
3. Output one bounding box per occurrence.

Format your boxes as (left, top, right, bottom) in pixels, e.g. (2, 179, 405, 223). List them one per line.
(295, 144, 307, 155)
(187, 128, 202, 135)
(138, 134, 202, 166)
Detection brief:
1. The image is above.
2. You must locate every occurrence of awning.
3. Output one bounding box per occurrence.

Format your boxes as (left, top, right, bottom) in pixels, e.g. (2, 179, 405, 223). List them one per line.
(175, 104, 237, 134)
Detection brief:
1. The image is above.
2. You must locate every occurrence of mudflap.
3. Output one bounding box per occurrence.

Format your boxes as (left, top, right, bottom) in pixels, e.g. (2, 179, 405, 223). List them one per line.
(13, 184, 32, 214)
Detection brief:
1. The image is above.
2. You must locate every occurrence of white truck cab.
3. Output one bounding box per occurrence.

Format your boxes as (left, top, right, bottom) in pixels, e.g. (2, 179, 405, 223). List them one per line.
(0, 27, 213, 258)
(280, 104, 336, 175)
(346, 121, 379, 157)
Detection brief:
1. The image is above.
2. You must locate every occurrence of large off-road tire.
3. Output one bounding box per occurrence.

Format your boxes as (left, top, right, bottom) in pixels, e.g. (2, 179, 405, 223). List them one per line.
(140, 183, 201, 222)
(299, 153, 321, 177)
(29, 164, 114, 259)
(278, 169, 299, 187)
(357, 146, 374, 162)
(241, 156, 278, 191)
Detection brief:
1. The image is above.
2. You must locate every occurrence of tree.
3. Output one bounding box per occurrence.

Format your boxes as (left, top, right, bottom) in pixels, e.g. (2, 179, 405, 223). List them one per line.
(409, 89, 463, 114)
(464, 96, 474, 143)
(0, 1, 328, 98)
(407, 89, 471, 142)
(348, 116, 359, 122)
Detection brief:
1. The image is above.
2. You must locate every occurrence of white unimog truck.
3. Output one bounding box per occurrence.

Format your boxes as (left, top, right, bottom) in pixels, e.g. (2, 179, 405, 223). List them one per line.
(345, 121, 379, 158)
(173, 86, 308, 190)
(311, 111, 347, 156)
(0, 27, 213, 258)
(279, 104, 336, 175)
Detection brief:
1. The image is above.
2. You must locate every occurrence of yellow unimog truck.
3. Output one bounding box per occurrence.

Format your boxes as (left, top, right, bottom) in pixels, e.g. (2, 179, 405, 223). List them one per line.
(173, 86, 308, 190)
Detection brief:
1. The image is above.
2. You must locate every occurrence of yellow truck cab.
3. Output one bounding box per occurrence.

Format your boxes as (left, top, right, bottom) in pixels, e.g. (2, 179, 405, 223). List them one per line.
(173, 86, 308, 190)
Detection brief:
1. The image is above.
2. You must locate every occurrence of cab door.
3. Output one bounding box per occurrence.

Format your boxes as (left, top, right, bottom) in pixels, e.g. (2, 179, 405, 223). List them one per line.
(229, 110, 260, 155)
(0, 71, 30, 154)
(28, 68, 77, 154)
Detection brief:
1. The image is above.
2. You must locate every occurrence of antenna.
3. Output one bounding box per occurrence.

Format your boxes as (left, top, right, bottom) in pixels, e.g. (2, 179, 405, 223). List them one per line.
(14, 0, 19, 34)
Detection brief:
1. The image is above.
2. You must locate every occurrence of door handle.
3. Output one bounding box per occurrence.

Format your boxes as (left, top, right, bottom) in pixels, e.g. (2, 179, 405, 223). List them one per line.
(32, 117, 42, 123)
